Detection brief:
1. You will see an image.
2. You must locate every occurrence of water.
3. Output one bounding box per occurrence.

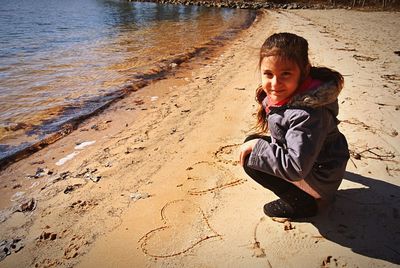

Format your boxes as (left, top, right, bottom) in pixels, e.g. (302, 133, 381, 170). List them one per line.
(0, 0, 255, 165)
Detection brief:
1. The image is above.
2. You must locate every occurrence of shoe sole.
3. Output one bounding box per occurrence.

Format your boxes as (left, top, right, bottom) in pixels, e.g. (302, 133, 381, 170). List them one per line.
(270, 216, 290, 223)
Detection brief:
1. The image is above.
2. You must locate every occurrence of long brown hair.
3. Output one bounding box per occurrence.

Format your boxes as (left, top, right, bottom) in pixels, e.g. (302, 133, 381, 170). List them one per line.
(255, 33, 311, 132)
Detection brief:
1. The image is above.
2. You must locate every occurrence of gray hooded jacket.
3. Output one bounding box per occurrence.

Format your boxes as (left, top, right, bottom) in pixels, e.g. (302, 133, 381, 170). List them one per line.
(247, 69, 350, 200)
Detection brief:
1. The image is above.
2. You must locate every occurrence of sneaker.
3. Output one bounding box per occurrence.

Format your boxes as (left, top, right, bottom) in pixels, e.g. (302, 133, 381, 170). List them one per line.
(263, 198, 317, 219)
(263, 199, 295, 218)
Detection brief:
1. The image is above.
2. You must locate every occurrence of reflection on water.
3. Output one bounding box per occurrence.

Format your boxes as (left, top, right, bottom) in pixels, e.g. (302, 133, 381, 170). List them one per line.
(0, 0, 255, 162)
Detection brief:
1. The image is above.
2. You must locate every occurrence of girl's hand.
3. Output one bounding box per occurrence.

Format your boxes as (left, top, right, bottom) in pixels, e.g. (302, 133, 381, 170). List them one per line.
(239, 139, 259, 167)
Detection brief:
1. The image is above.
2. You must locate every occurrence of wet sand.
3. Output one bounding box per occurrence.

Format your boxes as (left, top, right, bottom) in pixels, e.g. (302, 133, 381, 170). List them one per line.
(1, 9, 399, 267)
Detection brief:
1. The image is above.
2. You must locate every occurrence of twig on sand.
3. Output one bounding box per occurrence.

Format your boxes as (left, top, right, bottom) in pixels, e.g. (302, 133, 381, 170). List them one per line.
(350, 146, 396, 162)
(386, 165, 400, 177)
(349, 157, 358, 169)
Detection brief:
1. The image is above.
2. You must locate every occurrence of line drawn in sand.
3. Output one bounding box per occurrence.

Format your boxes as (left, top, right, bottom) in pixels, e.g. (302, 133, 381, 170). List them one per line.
(251, 217, 267, 258)
(182, 143, 246, 196)
(138, 199, 222, 258)
(213, 143, 242, 166)
(138, 144, 246, 258)
(185, 161, 245, 196)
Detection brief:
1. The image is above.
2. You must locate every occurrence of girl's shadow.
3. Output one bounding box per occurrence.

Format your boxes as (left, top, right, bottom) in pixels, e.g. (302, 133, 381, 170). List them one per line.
(301, 171, 400, 264)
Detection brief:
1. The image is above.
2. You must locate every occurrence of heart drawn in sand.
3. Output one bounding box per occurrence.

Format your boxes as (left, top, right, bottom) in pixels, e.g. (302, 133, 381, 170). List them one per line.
(185, 161, 245, 195)
(138, 199, 221, 258)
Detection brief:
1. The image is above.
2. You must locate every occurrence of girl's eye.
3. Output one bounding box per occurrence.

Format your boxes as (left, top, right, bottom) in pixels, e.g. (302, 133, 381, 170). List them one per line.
(263, 72, 273, 79)
(282, 72, 292, 77)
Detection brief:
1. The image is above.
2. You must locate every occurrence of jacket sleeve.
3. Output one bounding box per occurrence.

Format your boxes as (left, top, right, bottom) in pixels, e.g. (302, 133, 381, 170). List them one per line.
(247, 108, 328, 181)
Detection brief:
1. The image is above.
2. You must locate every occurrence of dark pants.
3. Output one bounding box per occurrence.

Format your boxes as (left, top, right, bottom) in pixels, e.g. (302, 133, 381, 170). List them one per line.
(243, 134, 317, 207)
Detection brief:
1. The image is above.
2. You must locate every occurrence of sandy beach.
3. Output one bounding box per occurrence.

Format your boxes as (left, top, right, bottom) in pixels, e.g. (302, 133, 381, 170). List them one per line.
(1, 9, 399, 268)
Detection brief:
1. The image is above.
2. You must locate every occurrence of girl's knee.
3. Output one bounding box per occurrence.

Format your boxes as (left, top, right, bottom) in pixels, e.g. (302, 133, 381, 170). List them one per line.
(244, 134, 261, 143)
(244, 134, 271, 143)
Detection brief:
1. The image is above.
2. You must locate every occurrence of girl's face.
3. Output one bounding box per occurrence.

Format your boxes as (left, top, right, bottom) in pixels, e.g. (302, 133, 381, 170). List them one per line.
(260, 56, 301, 103)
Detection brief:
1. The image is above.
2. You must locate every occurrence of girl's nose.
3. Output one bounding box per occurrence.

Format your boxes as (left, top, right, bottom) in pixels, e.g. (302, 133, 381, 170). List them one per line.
(271, 76, 279, 88)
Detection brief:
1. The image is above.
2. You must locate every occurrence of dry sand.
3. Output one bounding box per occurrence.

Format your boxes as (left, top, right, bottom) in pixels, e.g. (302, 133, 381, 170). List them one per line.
(1, 9, 399, 268)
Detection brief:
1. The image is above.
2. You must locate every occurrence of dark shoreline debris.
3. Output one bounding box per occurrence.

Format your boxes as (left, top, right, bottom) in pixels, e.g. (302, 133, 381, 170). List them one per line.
(16, 198, 37, 213)
(0, 238, 24, 261)
(26, 167, 53, 179)
(64, 184, 83, 194)
(76, 168, 102, 183)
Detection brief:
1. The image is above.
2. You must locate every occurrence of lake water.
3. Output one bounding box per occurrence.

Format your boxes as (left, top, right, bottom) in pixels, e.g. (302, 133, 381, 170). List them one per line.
(0, 0, 255, 165)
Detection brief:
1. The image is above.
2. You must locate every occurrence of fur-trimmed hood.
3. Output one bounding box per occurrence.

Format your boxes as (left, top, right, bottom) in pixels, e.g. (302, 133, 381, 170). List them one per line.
(288, 67, 344, 116)
(289, 80, 342, 108)
(290, 67, 343, 106)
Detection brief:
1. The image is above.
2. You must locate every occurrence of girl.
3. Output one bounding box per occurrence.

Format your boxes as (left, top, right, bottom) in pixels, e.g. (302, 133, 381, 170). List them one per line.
(240, 32, 349, 219)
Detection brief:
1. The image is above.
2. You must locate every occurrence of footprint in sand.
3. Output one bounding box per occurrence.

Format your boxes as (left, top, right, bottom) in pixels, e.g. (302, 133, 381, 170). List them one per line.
(64, 234, 86, 260)
(381, 74, 400, 81)
(138, 199, 221, 258)
(254, 217, 321, 260)
(67, 199, 99, 215)
(321, 255, 352, 268)
(184, 161, 244, 196)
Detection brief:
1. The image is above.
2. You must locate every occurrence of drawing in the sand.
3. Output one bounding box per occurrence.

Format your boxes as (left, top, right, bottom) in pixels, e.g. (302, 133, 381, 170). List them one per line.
(138, 199, 221, 258)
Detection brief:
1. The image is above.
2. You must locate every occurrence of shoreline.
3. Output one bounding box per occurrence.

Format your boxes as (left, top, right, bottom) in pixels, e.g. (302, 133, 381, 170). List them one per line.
(0, 9, 257, 171)
(1, 9, 400, 268)
(130, 0, 400, 10)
